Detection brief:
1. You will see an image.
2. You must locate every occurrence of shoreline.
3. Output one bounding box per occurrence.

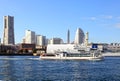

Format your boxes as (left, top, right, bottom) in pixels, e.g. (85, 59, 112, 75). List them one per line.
(0, 53, 34, 56)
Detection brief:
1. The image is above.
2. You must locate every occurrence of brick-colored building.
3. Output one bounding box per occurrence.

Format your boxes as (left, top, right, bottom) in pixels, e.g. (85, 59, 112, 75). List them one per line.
(19, 43, 35, 53)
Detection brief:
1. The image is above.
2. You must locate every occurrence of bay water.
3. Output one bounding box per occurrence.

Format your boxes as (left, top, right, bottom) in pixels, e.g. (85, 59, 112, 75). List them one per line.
(0, 56, 120, 81)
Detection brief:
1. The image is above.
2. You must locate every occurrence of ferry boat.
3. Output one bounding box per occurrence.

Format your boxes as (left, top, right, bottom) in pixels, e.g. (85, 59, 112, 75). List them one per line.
(40, 44, 103, 60)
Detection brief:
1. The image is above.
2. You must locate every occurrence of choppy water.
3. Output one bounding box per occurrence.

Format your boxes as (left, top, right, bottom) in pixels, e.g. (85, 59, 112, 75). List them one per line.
(0, 56, 120, 81)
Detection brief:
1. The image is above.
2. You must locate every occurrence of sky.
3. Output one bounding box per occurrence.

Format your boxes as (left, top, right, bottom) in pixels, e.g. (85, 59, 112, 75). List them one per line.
(0, 0, 120, 44)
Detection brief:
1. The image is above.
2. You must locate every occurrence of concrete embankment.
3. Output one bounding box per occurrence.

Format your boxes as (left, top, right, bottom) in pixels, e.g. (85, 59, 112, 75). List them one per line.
(103, 52, 120, 56)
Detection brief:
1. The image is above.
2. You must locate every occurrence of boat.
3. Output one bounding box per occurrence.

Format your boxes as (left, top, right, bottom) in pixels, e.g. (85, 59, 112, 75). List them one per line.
(40, 44, 103, 60)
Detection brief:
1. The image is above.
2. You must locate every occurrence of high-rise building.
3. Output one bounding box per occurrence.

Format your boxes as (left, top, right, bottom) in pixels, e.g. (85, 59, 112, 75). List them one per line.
(3, 15, 15, 45)
(67, 29, 70, 44)
(36, 35, 46, 46)
(74, 28, 85, 44)
(49, 38, 63, 44)
(25, 30, 36, 44)
(85, 32, 89, 46)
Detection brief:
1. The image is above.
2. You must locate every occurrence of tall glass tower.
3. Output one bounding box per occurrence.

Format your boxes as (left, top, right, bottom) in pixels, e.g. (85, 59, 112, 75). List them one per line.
(3, 15, 15, 45)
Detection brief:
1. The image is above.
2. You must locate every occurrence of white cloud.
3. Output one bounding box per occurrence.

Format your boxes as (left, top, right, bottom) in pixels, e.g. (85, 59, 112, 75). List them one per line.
(115, 23, 120, 28)
(101, 15, 113, 19)
(117, 16, 120, 19)
(82, 15, 115, 21)
(90, 17, 96, 20)
(82, 17, 96, 21)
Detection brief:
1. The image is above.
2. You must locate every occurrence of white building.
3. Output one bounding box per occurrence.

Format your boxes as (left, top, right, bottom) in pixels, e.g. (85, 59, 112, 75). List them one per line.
(74, 28, 85, 44)
(36, 35, 46, 46)
(49, 38, 63, 44)
(25, 30, 36, 44)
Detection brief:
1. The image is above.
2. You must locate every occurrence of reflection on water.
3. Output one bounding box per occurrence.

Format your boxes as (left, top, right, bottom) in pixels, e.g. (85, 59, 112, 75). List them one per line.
(0, 56, 120, 81)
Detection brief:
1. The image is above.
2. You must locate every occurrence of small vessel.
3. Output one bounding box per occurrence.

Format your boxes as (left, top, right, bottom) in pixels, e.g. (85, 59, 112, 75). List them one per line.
(40, 47, 103, 60)
(40, 44, 104, 60)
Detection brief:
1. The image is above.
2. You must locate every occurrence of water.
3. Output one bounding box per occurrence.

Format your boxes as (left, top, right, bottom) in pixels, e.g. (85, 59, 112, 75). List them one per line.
(0, 56, 120, 81)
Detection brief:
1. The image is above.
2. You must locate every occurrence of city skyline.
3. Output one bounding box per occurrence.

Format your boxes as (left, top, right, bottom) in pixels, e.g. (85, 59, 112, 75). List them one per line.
(0, 0, 120, 43)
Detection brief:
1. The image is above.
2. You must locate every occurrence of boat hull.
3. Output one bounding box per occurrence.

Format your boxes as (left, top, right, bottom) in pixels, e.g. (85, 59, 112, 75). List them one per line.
(40, 56, 103, 60)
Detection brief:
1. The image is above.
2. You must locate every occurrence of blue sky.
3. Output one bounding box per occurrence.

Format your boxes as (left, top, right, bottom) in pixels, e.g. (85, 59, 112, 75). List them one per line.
(0, 0, 120, 44)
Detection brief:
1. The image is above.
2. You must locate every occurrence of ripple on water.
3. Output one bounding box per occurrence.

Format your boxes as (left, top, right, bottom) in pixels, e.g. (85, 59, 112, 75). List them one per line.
(0, 56, 119, 81)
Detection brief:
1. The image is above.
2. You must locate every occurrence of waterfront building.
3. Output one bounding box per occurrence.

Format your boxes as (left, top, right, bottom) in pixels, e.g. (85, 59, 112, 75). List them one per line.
(85, 32, 89, 46)
(110, 43, 120, 46)
(67, 29, 70, 44)
(36, 35, 46, 46)
(25, 30, 36, 44)
(108, 43, 120, 52)
(19, 43, 35, 53)
(48, 38, 63, 44)
(35, 45, 46, 54)
(3, 15, 15, 45)
(0, 44, 16, 53)
(74, 28, 85, 44)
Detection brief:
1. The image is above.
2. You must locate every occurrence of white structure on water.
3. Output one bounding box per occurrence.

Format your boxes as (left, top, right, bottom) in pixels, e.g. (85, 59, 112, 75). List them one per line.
(74, 28, 85, 44)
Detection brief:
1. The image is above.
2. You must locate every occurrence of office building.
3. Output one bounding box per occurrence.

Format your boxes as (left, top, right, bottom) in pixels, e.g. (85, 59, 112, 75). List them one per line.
(25, 30, 36, 44)
(3, 15, 15, 45)
(74, 28, 85, 44)
(49, 38, 63, 44)
(36, 35, 46, 46)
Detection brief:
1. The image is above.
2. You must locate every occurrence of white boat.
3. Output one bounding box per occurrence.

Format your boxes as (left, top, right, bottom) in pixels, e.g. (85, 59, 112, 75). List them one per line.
(40, 49, 103, 60)
(40, 44, 104, 60)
